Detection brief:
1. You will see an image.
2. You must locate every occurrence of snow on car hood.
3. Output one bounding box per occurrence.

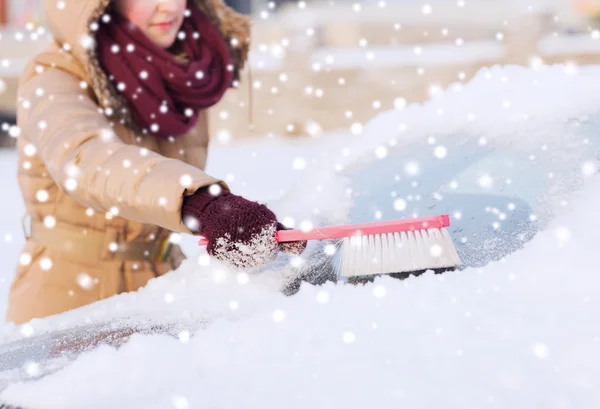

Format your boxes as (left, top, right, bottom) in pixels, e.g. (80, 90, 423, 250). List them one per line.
(1, 64, 600, 408)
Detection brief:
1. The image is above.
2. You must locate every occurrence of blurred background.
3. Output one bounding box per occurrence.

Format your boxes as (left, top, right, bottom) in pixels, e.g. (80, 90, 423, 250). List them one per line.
(2, 0, 600, 147)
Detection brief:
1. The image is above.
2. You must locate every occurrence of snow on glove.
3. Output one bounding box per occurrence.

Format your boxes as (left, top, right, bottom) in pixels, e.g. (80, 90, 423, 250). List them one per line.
(276, 222, 309, 256)
(181, 185, 307, 270)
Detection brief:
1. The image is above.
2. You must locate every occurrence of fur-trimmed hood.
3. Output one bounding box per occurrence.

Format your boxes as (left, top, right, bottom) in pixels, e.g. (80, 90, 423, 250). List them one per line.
(40, 0, 251, 131)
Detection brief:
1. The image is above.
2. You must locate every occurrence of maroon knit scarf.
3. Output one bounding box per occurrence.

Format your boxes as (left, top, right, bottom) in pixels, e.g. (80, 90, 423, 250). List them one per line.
(95, 3, 233, 139)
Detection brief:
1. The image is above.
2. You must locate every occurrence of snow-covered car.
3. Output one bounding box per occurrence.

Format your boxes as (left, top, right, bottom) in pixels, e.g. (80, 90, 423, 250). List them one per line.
(1, 65, 600, 408)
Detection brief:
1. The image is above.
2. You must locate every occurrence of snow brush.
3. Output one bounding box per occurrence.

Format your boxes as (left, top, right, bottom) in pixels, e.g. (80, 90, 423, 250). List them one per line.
(198, 214, 461, 278)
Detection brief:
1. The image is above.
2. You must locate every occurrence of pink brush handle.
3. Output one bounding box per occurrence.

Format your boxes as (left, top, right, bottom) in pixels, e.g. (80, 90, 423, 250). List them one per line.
(197, 214, 450, 246)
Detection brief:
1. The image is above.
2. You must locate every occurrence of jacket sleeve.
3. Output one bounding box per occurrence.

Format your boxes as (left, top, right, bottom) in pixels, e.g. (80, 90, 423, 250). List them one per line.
(18, 67, 227, 235)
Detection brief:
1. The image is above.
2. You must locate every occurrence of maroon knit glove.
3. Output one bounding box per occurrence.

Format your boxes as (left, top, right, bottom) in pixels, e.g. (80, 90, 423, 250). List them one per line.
(181, 185, 307, 270)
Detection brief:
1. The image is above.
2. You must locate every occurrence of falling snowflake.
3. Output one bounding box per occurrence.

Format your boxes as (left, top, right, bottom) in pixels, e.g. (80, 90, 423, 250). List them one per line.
(178, 331, 191, 344)
(316, 291, 330, 304)
(393, 198, 407, 212)
(554, 226, 571, 244)
(478, 174, 493, 189)
(216, 130, 231, 144)
(272, 309, 286, 323)
(394, 97, 406, 110)
(62, 177, 77, 192)
(293, 157, 307, 170)
(405, 161, 420, 176)
(208, 184, 222, 196)
(43, 216, 56, 228)
(281, 217, 295, 228)
(434, 146, 447, 158)
(430, 244, 442, 257)
(533, 343, 550, 359)
(237, 272, 250, 285)
(373, 285, 386, 298)
(172, 395, 189, 409)
(179, 174, 193, 188)
(76, 273, 96, 290)
(375, 146, 388, 159)
(20, 324, 34, 338)
(300, 220, 313, 232)
(342, 331, 356, 344)
(581, 161, 597, 177)
(324, 244, 337, 256)
(306, 121, 323, 138)
(429, 84, 443, 97)
(24, 361, 41, 377)
(39, 257, 53, 271)
(19, 253, 32, 266)
(351, 123, 363, 135)
(9, 126, 21, 138)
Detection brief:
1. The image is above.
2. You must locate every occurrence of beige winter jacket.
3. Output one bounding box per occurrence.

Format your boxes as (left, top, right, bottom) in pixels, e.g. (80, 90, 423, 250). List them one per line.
(7, 0, 250, 324)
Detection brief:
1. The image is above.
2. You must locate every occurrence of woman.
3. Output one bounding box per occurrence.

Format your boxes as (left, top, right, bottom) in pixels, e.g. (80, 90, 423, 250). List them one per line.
(7, 0, 306, 324)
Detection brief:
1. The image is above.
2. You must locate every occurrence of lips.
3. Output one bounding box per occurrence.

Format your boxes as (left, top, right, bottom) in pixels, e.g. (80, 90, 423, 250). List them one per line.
(152, 19, 175, 30)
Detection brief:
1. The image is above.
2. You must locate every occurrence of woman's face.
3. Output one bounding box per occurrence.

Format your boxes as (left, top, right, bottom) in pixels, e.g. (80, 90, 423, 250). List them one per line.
(113, 0, 187, 48)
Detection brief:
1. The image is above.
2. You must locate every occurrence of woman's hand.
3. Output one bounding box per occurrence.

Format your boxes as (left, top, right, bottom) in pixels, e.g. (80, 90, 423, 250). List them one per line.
(182, 186, 307, 270)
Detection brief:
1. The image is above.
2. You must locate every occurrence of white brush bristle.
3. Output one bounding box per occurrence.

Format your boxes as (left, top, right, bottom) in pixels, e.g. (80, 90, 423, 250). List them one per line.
(339, 228, 462, 278)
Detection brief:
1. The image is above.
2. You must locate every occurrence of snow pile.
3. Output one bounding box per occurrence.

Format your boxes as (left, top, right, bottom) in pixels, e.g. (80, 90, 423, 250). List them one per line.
(1, 64, 600, 407)
(1, 177, 600, 408)
(342, 64, 600, 168)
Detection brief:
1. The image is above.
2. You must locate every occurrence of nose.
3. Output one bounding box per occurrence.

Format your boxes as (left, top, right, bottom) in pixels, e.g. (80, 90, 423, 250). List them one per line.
(156, 0, 180, 12)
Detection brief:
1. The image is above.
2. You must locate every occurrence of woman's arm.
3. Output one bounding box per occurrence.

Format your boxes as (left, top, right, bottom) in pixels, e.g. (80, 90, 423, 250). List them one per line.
(18, 67, 226, 234)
